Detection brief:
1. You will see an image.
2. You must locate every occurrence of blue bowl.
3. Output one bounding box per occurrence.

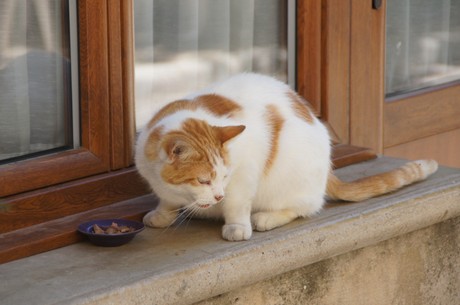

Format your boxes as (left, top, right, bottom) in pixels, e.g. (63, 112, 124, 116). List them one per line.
(78, 219, 144, 247)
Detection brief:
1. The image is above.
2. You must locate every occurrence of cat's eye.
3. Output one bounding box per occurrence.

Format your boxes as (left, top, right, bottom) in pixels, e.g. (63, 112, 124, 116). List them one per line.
(197, 178, 211, 185)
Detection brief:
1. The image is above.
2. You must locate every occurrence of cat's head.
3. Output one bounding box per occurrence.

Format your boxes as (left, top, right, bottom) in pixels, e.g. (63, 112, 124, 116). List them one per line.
(145, 118, 245, 208)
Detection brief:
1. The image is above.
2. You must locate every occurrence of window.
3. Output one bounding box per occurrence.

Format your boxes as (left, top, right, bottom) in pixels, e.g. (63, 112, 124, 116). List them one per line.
(343, 0, 460, 168)
(383, 0, 460, 168)
(134, 0, 295, 129)
(0, 0, 145, 263)
(0, 1, 79, 163)
(386, 0, 460, 96)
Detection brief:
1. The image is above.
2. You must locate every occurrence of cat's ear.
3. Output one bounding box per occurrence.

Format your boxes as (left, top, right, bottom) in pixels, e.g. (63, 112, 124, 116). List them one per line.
(163, 138, 192, 162)
(213, 125, 246, 144)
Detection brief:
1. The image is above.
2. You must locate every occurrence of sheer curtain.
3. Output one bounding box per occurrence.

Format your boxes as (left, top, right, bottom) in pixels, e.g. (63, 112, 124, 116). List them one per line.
(386, 0, 460, 96)
(134, 0, 288, 129)
(0, 0, 71, 162)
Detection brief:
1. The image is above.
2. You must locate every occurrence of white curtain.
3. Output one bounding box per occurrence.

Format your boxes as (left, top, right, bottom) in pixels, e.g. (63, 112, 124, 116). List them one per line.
(0, 1, 30, 160)
(0, 0, 68, 162)
(134, 0, 287, 129)
(385, 0, 460, 95)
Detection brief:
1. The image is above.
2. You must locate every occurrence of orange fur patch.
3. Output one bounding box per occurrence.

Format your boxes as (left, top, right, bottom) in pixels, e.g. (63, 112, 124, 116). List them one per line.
(264, 104, 285, 175)
(194, 94, 242, 117)
(144, 126, 164, 160)
(160, 119, 227, 185)
(287, 90, 315, 124)
(145, 94, 243, 185)
(181, 119, 222, 154)
(147, 99, 193, 129)
(161, 159, 215, 186)
(147, 94, 241, 129)
(326, 160, 436, 202)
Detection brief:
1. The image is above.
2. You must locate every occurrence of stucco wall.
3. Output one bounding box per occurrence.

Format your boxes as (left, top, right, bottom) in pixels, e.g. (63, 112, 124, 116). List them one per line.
(198, 217, 459, 305)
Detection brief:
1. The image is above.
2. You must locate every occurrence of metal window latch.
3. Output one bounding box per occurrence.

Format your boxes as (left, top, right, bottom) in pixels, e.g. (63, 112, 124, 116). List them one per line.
(372, 0, 382, 10)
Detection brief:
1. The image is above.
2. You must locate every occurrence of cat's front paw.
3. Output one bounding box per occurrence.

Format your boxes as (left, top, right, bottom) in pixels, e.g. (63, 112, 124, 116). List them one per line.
(251, 211, 297, 232)
(252, 212, 276, 231)
(222, 223, 252, 241)
(143, 209, 177, 228)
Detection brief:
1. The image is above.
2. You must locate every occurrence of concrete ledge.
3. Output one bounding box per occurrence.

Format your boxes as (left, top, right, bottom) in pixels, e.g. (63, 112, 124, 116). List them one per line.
(196, 217, 459, 305)
(1, 157, 460, 305)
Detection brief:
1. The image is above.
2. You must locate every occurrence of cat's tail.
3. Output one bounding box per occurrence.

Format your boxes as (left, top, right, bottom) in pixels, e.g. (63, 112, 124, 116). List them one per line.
(326, 159, 438, 202)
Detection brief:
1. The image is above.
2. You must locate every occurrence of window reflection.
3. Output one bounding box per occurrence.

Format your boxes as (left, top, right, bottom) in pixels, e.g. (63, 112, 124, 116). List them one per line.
(134, 0, 289, 129)
(0, 0, 75, 163)
(386, 0, 460, 96)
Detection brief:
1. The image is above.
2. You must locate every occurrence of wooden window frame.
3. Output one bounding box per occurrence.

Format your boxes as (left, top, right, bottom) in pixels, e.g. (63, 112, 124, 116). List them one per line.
(297, 0, 376, 165)
(0, 0, 151, 263)
(383, 83, 460, 167)
(1, 1, 110, 198)
(0, 0, 375, 264)
(345, 0, 460, 168)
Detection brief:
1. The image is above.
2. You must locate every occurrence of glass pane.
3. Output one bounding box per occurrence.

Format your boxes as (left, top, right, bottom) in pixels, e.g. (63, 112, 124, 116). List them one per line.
(134, 0, 290, 129)
(385, 0, 460, 97)
(0, 1, 76, 163)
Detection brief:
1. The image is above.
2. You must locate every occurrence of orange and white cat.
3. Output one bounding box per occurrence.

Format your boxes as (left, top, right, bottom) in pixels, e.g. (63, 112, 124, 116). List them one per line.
(135, 73, 438, 241)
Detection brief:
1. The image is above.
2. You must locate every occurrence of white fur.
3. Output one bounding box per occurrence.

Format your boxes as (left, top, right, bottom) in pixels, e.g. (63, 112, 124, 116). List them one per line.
(136, 73, 331, 241)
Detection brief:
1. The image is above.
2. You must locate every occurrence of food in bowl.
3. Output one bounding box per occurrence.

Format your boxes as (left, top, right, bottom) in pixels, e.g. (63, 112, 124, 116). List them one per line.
(78, 219, 144, 247)
(92, 222, 135, 234)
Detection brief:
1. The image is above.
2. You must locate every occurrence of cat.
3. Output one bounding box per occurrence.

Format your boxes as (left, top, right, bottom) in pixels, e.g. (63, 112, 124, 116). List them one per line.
(135, 73, 438, 241)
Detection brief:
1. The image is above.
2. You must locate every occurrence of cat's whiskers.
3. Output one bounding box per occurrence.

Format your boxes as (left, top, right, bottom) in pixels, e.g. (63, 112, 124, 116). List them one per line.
(176, 208, 195, 229)
(172, 201, 201, 230)
(156, 202, 199, 234)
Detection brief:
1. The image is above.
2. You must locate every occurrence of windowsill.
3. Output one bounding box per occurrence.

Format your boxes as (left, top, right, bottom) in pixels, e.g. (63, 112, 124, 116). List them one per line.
(0, 144, 375, 264)
(1, 157, 460, 305)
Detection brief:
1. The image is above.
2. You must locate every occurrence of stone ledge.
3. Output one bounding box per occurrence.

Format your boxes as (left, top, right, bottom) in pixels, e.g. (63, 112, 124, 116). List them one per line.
(195, 217, 459, 305)
(1, 157, 459, 305)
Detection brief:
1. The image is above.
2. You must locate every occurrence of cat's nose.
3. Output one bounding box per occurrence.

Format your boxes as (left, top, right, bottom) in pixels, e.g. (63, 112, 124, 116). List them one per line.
(214, 195, 224, 202)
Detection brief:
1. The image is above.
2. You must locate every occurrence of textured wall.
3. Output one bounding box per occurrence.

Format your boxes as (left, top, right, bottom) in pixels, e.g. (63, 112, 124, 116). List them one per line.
(198, 217, 460, 305)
